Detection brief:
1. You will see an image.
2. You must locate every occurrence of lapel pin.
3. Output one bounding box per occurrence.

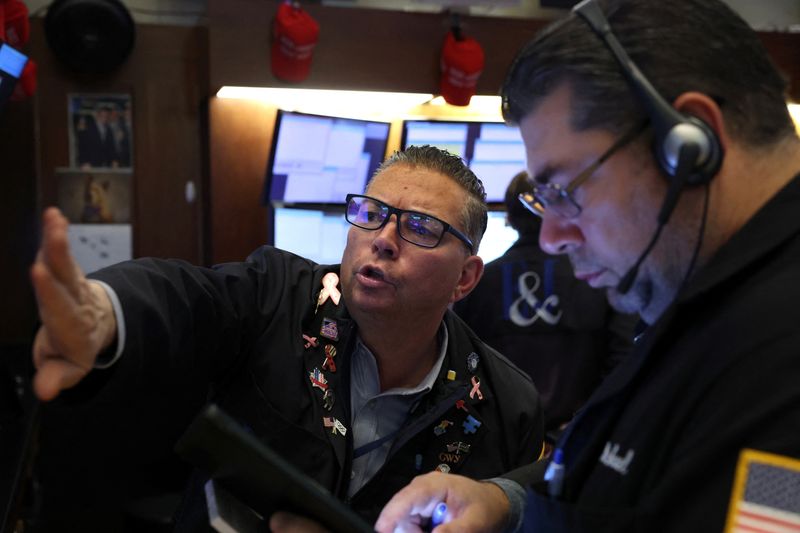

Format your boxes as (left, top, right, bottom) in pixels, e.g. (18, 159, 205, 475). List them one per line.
(320, 317, 339, 341)
(434, 420, 453, 436)
(469, 375, 483, 401)
(302, 334, 319, 349)
(463, 415, 482, 435)
(322, 344, 337, 372)
(323, 388, 335, 410)
(317, 272, 341, 312)
(467, 352, 479, 373)
(309, 368, 328, 391)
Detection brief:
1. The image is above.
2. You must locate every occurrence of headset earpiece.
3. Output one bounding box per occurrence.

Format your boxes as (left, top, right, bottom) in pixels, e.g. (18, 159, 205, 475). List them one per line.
(657, 115, 722, 186)
(573, 0, 724, 187)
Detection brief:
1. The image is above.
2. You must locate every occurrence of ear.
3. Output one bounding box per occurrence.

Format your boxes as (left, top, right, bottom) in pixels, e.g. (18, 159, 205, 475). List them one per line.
(450, 254, 484, 304)
(673, 91, 730, 152)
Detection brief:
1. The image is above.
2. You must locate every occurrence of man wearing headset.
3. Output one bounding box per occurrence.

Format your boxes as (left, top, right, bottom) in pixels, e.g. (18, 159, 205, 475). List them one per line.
(374, 0, 800, 531)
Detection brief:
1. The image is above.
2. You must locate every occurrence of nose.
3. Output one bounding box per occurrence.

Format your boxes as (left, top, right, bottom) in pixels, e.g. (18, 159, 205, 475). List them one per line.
(371, 214, 401, 258)
(538, 212, 584, 255)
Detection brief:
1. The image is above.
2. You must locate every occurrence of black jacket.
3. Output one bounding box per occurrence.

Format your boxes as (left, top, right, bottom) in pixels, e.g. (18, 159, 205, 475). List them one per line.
(510, 174, 800, 531)
(90, 246, 545, 526)
(454, 233, 636, 431)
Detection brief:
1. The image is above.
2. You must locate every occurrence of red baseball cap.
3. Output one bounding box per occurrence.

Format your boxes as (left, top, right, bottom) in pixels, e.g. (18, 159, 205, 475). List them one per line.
(439, 30, 484, 106)
(271, 2, 320, 83)
(2, 0, 30, 48)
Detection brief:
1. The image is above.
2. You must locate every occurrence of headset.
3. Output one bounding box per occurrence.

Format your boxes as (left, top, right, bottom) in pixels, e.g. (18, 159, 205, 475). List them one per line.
(572, 0, 724, 293)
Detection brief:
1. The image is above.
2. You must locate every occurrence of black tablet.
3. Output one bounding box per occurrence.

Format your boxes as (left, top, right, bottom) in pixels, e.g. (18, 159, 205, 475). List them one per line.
(175, 404, 375, 533)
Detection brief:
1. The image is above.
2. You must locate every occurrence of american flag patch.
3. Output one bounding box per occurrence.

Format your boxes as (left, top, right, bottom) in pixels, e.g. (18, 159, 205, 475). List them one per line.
(724, 448, 800, 533)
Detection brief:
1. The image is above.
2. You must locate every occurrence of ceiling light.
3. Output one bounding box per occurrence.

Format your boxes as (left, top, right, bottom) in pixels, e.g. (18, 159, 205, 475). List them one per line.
(216, 86, 433, 121)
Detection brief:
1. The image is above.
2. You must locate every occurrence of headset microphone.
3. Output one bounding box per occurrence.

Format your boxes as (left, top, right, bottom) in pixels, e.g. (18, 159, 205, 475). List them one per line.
(616, 142, 700, 294)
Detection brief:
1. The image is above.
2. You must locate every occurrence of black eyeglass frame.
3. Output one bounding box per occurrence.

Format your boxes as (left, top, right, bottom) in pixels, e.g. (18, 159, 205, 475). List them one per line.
(345, 193, 475, 253)
(519, 121, 648, 219)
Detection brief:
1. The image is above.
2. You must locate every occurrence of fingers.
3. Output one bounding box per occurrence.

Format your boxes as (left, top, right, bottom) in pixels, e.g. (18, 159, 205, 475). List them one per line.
(33, 355, 90, 402)
(39, 207, 84, 300)
(375, 474, 448, 533)
(269, 512, 330, 533)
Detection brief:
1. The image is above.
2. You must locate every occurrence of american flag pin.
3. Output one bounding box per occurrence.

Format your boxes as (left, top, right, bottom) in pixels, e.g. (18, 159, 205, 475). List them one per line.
(309, 368, 328, 391)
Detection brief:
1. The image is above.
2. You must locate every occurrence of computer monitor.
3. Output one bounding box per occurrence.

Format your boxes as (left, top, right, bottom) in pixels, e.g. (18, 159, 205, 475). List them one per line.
(265, 110, 391, 205)
(272, 207, 349, 265)
(401, 120, 527, 204)
(271, 207, 516, 266)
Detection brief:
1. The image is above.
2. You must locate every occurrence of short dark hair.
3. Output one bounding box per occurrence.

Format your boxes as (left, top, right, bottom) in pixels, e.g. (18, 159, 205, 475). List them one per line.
(505, 171, 541, 236)
(371, 145, 488, 252)
(501, 0, 794, 147)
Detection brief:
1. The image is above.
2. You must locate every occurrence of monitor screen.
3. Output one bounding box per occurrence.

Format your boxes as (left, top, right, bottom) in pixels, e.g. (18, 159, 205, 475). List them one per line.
(401, 120, 527, 204)
(273, 207, 349, 265)
(272, 207, 516, 266)
(266, 111, 391, 205)
(479, 211, 518, 264)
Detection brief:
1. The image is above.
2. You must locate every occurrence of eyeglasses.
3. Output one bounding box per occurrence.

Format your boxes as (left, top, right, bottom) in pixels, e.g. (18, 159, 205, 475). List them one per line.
(519, 121, 649, 219)
(345, 194, 474, 253)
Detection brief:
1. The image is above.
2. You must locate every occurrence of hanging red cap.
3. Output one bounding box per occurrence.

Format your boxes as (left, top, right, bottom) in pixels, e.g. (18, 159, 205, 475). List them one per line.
(2, 0, 30, 48)
(439, 30, 484, 106)
(271, 1, 320, 83)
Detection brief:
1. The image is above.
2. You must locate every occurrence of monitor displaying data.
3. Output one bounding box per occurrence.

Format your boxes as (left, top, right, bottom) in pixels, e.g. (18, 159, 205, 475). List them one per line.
(479, 211, 519, 264)
(401, 120, 527, 203)
(266, 111, 391, 205)
(271, 207, 517, 266)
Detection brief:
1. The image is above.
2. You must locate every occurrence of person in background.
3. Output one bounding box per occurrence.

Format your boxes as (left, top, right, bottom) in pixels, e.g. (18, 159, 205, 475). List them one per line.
(454, 171, 636, 440)
(376, 0, 800, 531)
(30, 145, 544, 530)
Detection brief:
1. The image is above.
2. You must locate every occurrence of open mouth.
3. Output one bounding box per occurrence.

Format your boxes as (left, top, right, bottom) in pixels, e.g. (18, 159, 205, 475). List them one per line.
(360, 265, 385, 280)
(357, 265, 394, 287)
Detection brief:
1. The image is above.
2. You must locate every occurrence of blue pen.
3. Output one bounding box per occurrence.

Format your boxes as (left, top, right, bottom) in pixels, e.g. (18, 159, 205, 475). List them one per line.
(544, 448, 565, 498)
(431, 501, 448, 528)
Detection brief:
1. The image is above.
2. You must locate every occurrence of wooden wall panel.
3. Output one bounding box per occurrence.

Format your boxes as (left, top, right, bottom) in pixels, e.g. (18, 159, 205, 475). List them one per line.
(208, 98, 275, 263)
(29, 19, 209, 263)
(208, 0, 547, 94)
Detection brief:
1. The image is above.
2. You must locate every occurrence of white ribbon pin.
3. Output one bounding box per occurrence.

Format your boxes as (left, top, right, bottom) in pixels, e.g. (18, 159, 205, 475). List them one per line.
(317, 272, 341, 307)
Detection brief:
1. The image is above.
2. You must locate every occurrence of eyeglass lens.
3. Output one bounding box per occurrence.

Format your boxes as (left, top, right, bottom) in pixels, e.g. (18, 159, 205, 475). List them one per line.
(347, 196, 444, 248)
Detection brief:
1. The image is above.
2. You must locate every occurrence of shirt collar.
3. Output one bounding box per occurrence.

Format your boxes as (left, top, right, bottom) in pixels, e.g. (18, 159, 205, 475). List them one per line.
(352, 322, 448, 398)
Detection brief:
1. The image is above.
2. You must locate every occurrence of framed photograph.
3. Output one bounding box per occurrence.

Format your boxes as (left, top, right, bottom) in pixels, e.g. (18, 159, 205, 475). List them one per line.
(68, 93, 133, 170)
(56, 167, 132, 224)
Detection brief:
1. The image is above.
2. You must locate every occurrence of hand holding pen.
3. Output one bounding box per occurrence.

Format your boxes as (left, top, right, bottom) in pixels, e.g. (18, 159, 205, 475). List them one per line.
(375, 472, 511, 533)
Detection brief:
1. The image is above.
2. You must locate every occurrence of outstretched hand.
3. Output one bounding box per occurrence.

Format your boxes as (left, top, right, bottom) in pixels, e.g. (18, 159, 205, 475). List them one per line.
(30, 207, 117, 401)
(374, 472, 511, 533)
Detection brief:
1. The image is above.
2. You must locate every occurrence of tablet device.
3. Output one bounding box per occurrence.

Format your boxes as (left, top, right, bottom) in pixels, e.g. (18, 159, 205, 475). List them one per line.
(175, 403, 375, 533)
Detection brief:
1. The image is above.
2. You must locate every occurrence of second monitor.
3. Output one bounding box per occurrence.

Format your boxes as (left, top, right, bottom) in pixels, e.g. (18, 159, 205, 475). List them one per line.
(401, 119, 527, 204)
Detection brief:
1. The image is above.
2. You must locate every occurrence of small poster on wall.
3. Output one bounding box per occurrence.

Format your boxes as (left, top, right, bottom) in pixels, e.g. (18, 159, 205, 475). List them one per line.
(55, 167, 133, 273)
(67, 93, 133, 170)
(67, 224, 132, 275)
(56, 167, 132, 224)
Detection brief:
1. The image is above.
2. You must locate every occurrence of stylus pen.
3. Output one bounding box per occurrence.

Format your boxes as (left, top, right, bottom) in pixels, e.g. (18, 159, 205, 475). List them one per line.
(431, 501, 447, 528)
